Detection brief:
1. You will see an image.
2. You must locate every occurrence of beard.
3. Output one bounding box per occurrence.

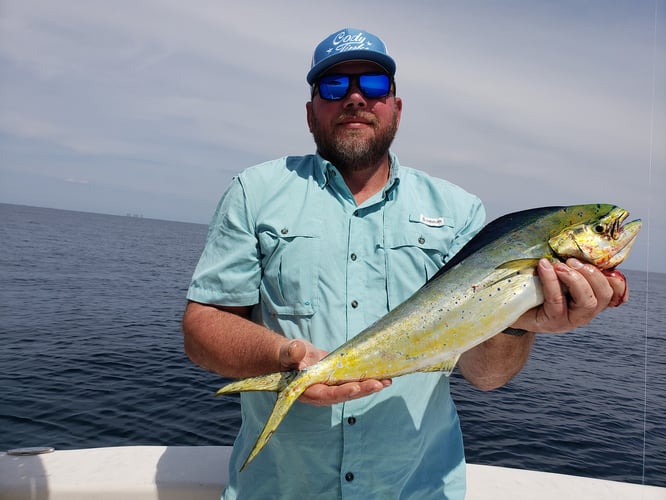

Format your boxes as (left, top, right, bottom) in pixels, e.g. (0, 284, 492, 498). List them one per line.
(310, 106, 400, 172)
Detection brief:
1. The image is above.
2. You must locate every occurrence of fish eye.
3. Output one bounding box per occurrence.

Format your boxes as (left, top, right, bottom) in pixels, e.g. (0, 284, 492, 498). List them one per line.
(593, 224, 606, 234)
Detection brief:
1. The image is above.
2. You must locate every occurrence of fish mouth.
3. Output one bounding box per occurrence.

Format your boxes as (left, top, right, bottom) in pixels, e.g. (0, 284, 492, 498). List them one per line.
(590, 208, 642, 269)
(609, 210, 627, 240)
(551, 206, 642, 270)
(604, 218, 642, 268)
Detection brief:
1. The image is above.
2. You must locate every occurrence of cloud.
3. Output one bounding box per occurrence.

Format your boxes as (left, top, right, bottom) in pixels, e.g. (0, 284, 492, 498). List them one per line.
(64, 177, 90, 185)
(0, 0, 663, 272)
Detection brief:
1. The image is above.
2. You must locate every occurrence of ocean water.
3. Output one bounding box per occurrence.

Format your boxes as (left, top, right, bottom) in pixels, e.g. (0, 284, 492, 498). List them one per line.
(1, 203, 664, 487)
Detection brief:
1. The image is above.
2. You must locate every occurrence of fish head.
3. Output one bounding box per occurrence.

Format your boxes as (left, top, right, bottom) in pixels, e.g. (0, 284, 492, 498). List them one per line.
(548, 205, 642, 269)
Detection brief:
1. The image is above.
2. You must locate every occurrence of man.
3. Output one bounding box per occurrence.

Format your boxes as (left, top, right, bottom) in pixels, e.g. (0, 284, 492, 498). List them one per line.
(182, 28, 627, 499)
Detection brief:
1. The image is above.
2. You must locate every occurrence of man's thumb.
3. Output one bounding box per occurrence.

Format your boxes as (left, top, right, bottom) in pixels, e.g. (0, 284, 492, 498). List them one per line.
(280, 339, 306, 368)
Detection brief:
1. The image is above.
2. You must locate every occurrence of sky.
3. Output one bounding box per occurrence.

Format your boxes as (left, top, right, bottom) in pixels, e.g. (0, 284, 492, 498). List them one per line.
(0, 1, 664, 273)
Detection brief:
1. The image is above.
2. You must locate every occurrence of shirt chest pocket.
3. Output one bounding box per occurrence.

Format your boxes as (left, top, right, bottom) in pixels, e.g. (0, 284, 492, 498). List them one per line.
(258, 227, 320, 316)
(383, 220, 456, 309)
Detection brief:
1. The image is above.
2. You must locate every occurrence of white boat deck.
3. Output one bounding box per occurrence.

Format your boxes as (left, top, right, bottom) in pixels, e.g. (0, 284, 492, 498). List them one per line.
(1, 446, 663, 499)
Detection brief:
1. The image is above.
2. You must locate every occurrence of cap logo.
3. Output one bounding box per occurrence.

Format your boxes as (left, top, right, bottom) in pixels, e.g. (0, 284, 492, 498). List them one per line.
(328, 31, 373, 55)
(307, 28, 395, 84)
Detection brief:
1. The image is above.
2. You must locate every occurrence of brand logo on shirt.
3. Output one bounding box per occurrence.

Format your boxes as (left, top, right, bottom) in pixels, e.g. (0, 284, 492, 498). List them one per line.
(419, 214, 445, 227)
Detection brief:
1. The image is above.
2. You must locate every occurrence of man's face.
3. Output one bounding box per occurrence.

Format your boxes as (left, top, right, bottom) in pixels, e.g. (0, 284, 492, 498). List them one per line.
(306, 61, 402, 172)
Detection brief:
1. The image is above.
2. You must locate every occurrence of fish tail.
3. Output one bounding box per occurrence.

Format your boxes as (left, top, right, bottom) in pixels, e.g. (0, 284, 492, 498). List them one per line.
(215, 370, 298, 395)
(240, 375, 309, 470)
(215, 370, 310, 470)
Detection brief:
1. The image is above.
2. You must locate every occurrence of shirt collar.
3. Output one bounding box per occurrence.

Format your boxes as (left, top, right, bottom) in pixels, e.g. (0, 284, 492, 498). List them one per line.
(313, 151, 402, 196)
(383, 152, 401, 198)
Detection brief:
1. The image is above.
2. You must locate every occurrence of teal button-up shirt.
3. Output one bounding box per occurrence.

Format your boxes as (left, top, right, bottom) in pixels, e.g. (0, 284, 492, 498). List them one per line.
(187, 152, 485, 499)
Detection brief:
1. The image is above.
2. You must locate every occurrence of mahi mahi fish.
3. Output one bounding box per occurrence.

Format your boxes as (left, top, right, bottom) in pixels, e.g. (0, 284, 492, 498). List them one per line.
(215, 204, 642, 470)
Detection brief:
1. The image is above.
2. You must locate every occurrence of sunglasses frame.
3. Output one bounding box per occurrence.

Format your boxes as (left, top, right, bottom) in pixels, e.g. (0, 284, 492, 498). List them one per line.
(313, 73, 394, 101)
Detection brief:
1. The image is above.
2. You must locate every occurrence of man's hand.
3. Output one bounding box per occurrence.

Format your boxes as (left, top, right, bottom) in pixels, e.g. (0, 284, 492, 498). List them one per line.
(278, 339, 391, 406)
(513, 258, 629, 333)
(460, 257, 629, 391)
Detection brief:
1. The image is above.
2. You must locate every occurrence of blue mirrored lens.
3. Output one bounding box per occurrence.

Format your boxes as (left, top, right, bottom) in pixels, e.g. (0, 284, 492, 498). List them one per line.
(318, 75, 350, 100)
(358, 74, 391, 98)
(317, 73, 390, 100)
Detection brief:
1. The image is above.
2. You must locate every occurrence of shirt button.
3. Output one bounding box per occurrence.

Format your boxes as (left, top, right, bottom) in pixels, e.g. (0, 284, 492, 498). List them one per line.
(347, 416, 356, 425)
(418, 236, 426, 244)
(345, 472, 354, 482)
(351, 300, 358, 308)
(281, 228, 289, 235)
(350, 253, 357, 261)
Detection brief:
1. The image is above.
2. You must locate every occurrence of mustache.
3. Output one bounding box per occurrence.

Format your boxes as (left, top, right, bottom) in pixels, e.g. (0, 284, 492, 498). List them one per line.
(335, 112, 377, 125)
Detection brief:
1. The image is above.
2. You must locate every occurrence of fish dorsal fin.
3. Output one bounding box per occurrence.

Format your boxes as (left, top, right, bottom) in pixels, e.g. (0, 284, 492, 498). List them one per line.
(427, 208, 564, 284)
(418, 354, 461, 377)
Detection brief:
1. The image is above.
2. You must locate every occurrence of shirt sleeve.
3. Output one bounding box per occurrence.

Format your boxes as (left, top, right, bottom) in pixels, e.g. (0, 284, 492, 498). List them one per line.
(186, 177, 261, 306)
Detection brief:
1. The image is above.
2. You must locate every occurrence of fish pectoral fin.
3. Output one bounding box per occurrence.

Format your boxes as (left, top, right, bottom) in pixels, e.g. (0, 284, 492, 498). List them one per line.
(418, 354, 461, 377)
(496, 258, 542, 274)
(471, 259, 541, 292)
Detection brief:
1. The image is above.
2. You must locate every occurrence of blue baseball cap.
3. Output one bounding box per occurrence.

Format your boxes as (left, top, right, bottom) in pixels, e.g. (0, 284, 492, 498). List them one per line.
(306, 28, 396, 84)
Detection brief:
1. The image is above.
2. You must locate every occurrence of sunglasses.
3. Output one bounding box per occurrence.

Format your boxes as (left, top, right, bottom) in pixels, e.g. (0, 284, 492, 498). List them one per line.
(315, 73, 392, 101)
